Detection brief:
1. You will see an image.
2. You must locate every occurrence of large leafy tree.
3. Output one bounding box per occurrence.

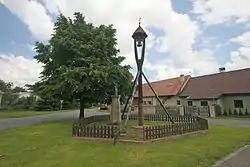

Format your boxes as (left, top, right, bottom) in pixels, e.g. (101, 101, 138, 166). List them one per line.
(12, 86, 27, 93)
(34, 12, 133, 118)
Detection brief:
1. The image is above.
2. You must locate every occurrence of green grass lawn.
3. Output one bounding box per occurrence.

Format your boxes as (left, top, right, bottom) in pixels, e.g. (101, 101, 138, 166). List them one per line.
(1, 120, 250, 167)
(93, 120, 168, 126)
(0, 110, 76, 118)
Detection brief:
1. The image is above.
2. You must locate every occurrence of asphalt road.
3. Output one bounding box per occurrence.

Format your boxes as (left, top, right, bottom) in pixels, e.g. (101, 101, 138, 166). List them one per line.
(207, 118, 250, 127)
(0, 109, 106, 130)
(212, 145, 250, 167)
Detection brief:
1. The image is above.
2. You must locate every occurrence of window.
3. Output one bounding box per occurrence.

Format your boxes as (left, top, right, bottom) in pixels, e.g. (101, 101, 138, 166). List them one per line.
(234, 100, 243, 108)
(200, 101, 208, 106)
(143, 101, 147, 105)
(177, 100, 180, 105)
(188, 101, 193, 106)
(148, 101, 152, 105)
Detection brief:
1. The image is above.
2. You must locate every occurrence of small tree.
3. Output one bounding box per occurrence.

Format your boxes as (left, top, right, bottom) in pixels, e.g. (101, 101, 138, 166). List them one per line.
(234, 109, 238, 116)
(239, 109, 243, 116)
(245, 108, 249, 116)
(215, 105, 222, 116)
(223, 109, 228, 116)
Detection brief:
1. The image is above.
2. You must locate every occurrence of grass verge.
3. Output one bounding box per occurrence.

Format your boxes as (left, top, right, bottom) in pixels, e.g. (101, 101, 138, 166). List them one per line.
(1, 120, 250, 167)
(0, 110, 76, 118)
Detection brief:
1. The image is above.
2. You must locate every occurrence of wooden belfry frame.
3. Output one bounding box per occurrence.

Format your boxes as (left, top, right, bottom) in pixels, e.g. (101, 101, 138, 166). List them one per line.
(121, 19, 174, 125)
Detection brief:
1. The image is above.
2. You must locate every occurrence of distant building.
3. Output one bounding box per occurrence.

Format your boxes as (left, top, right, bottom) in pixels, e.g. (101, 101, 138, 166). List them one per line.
(180, 68, 250, 115)
(132, 67, 250, 117)
(133, 75, 190, 114)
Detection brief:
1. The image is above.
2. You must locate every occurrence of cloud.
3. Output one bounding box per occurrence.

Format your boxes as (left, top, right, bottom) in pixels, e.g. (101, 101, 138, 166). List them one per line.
(40, 0, 219, 78)
(0, 53, 43, 87)
(230, 31, 250, 47)
(143, 58, 194, 80)
(2, 0, 54, 40)
(191, 0, 250, 74)
(144, 48, 219, 80)
(4, 0, 250, 86)
(226, 31, 250, 70)
(192, 0, 250, 25)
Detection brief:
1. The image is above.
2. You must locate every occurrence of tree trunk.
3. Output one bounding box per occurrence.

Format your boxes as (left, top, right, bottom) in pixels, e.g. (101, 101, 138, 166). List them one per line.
(79, 98, 85, 119)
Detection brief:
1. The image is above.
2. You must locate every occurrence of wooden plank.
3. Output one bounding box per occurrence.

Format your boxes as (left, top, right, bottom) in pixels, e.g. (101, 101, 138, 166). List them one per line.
(107, 126, 110, 138)
(143, 127, 146, 141)
(100, 126, 103, 138)
(149, 126, 152, 140)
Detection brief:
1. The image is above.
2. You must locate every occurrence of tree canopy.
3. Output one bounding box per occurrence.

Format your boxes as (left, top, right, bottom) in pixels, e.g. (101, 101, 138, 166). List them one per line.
(33, 12, 133, 118)
(0, 79, 32, 110)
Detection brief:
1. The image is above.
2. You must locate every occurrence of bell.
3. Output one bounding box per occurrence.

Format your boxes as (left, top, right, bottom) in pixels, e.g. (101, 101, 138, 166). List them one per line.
(137, 40, 143, 47)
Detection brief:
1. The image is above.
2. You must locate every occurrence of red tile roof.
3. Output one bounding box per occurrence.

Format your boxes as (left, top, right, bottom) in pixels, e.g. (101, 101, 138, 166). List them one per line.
(134, 75, 190, 97)
(180, 68, 250, 99)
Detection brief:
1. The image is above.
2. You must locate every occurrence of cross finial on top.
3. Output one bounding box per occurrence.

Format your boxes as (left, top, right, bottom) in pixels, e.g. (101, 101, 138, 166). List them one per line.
(139, 17, 141, 26)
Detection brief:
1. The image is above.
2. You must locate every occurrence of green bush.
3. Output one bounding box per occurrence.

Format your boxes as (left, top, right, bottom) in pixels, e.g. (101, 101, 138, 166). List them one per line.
(216, 109, 222, 116)
(228, 108, 232, 115)
(215, 105, 222, 116)
(239, 109, 243, 116)
(62, 100, 79, 110)
(4, 96, 37, 111)
(234, 109, 238, 115)
(223, 109, 228, 116)
(34, 99, 60, 111)
(34, 98, 79, 111)
(245, 108, 249, 116)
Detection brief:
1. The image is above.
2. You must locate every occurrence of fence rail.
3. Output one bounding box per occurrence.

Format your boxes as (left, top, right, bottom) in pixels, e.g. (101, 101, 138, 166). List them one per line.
(143, 117, 208, 140)
(125, 114, 197, 123)
(72, 114, 208, 141)
(72, 124, 117, 138)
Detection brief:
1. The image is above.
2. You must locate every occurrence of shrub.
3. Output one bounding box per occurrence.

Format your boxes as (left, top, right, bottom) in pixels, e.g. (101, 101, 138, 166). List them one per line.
(223, 109, 228, 116)
(239, 109, 243, 116)
(245, 108, 249, 116)
(215, 105, 222, 116)
(34, 99, 59, 111)
(234, 109, 238, 115)
(228, 108, 232, 115)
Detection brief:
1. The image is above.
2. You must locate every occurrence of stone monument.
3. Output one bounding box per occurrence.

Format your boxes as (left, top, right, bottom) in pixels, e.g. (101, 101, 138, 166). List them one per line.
(209, 104, 216, 118)
(110, 86, 121, 124)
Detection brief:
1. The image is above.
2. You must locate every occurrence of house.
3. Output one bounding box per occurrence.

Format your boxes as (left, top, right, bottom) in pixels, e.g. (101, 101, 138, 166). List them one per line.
(133, 74, 190, 114)
(180, 68, 250, 116)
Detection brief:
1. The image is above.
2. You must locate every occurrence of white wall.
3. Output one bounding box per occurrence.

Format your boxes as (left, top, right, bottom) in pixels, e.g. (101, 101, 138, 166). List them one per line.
(133, 95, 181, 114)
(180, 94, 250, 115)
(181, 98, 218, 107)
(221, 94, 250, 113)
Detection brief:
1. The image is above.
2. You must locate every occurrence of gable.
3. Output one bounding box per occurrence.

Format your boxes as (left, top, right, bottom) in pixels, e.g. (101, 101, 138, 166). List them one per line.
(134, 75, 190, 97)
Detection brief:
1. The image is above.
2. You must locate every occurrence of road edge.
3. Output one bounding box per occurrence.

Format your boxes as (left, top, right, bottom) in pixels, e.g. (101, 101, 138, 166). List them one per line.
(211, 145, 250, 167)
